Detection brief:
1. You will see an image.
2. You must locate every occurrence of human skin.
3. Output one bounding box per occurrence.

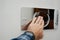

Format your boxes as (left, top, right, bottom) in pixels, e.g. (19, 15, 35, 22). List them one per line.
(27, 16, 44, 40)
(21, 16, 44, 40)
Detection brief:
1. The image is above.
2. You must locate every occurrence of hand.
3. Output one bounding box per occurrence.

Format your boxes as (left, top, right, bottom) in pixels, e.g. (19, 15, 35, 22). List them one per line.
(27, 16, 44, 40)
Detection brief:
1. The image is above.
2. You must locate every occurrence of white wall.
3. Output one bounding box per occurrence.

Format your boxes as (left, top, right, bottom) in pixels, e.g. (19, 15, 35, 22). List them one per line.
(0, 0, 60, 40)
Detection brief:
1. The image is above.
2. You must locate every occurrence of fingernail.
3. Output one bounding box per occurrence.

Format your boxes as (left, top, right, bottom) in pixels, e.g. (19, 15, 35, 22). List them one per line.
(41, 16, 43, 19)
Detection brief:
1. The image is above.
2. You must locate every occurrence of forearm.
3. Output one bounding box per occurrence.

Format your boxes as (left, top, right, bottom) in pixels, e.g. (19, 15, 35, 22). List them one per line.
(12, 31, 35, 40)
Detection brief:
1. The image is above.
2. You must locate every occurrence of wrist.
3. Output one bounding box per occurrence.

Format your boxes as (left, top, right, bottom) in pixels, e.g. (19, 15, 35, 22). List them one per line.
(25, 31, 35, 40)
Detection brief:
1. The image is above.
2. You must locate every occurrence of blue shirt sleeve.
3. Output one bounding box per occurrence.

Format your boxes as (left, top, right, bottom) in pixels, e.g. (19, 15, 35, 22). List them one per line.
(12, 31, 35, 40)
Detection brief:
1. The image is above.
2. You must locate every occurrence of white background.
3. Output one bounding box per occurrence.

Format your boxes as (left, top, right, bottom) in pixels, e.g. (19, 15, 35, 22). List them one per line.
(0, 0, 60, 40)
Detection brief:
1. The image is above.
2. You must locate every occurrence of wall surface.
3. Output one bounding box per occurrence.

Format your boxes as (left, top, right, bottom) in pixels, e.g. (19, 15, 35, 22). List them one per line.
(0, 0, 60, 40)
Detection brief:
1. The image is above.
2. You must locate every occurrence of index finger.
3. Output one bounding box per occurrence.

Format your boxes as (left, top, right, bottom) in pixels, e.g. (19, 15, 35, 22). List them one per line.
(31, 17, 37, 23)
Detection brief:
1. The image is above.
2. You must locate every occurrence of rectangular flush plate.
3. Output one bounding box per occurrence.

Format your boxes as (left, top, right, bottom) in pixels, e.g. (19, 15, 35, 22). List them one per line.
(21, 7, 58, 30)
